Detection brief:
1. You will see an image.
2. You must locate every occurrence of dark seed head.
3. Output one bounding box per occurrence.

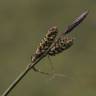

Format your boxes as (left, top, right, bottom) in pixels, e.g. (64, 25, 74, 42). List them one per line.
(31, 26, 58, 62)
(48, 36, 73, 56)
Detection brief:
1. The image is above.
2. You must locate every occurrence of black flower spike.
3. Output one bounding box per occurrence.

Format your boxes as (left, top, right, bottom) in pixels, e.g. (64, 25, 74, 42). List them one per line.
(48, 36, 73, 56)
(31, 26, 58, 63)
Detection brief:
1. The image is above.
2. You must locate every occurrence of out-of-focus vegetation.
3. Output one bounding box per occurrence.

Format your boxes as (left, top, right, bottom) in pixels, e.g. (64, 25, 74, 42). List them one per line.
(0, 0, 96, 96)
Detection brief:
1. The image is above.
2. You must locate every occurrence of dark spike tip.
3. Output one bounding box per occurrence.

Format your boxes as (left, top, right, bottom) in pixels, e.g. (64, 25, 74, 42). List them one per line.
(64, 10, 89, 35)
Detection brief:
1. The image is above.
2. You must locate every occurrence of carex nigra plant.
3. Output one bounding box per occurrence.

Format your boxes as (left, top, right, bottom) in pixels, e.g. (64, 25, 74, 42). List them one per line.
(1, 10, 88, 96)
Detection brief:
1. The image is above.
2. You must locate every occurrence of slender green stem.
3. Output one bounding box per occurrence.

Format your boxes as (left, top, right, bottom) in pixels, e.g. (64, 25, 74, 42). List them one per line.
(1, 43, 50, 96)
(1, 47, 48, 96)
(1, 65, 31, 96)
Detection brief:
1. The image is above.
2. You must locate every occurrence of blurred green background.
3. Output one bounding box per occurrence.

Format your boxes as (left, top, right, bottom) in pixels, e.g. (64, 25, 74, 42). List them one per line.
(0, 0, 96, 96)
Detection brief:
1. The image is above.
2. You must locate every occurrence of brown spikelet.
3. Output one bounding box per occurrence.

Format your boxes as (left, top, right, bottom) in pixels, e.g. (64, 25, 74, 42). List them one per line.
(48, 36, 73, 56)
(64, 10, 88, 35)
(31, 26, 58, 62)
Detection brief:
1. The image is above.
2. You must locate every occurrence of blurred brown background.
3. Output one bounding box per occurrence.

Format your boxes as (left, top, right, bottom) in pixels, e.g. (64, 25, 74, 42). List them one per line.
(0, 0, 96, 96)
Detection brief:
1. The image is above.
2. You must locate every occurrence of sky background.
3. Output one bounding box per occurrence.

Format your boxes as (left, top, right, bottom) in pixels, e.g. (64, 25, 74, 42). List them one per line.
(0, 0, 96, 96)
